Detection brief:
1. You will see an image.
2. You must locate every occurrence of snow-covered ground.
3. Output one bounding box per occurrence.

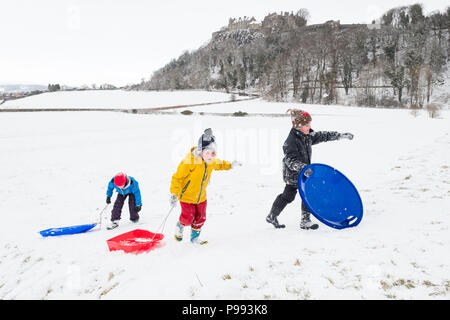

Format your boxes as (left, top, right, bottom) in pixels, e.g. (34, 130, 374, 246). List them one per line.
(0, 91, 449, 300)
(0, 89, 238, 109)
(180, 98, 417, 116)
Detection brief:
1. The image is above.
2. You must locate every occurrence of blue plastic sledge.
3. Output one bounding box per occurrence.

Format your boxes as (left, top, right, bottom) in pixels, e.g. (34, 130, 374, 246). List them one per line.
(298, 163, 363, 230)
(39, 223, 97, 237)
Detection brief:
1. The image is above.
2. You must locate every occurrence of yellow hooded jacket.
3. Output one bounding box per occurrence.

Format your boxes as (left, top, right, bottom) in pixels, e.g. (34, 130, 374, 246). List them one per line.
(170, 147, 232, 204)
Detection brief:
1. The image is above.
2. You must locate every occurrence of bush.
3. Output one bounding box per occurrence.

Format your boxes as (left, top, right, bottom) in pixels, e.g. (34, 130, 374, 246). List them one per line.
(379, 96, 401, 108)
(180, 110, 193, 115)
(233, 111, 248, 117)
(426, 104, 441, 119)
(410, 104, 421, 117)
(356, 93, 377, 107)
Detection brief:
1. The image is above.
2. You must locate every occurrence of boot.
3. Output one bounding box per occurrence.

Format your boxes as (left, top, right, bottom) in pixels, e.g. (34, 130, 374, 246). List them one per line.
(190, 228, 208, 245)
(175, 221, 184, 241)
(300, 210, 318, 230)
(107, 221, 119, 230)
(300, 220, 319, 230)
(266, 211, 285, 229)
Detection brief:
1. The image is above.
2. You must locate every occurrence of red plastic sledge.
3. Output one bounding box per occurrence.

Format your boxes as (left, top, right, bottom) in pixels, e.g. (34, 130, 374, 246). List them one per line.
(106, 229, 164, 254)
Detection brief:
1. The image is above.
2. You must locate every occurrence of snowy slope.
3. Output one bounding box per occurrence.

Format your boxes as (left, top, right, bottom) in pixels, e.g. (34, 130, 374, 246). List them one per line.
(0, 94, 449, 299)
(179, 98, 421, 117)
(0, 89, 236, 109)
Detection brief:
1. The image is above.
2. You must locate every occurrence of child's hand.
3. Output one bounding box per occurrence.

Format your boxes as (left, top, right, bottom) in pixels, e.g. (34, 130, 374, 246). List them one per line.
(106, 196, 111, 204)
(135, 205, 142, 213)
(304, 168, 313, 178)
(231, 160, 243, 168)
(340, 133, 354, 140)
(170, 194, 178, 207)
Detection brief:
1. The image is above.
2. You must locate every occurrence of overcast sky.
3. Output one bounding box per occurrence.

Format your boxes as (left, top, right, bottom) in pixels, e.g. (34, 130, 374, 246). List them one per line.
(0, 0, 448, 87)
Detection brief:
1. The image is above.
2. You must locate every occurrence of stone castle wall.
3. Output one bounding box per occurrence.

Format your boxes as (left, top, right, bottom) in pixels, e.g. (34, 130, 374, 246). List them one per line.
(213, 12, 364, 39)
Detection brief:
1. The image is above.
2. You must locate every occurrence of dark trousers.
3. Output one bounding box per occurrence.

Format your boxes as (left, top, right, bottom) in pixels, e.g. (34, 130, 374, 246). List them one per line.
(270, 184, 310, 221)
(111, 194, 139, 222)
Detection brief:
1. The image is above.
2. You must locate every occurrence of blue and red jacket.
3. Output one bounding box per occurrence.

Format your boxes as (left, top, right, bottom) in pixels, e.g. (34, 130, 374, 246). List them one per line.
(106, 176, 142, 206)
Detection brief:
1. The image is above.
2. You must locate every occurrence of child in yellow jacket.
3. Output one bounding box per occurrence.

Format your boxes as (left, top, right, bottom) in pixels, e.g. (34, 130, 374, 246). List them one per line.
(170, 128, 241, 244)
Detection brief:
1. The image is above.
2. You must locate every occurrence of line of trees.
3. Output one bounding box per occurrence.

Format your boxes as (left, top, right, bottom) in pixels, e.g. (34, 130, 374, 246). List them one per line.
(48, 84, 61, 92)
(138, 4, 449, 108)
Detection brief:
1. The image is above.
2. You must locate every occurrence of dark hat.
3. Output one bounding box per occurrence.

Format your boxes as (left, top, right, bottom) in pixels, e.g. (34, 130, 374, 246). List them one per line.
(287, 109, 312, 129)
(198, 128, 217, 152)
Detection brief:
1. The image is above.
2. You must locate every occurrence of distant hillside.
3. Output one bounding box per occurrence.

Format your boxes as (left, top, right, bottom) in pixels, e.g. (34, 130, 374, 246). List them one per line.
(134, 4, 449, 108)
(0, 84, 47, 93)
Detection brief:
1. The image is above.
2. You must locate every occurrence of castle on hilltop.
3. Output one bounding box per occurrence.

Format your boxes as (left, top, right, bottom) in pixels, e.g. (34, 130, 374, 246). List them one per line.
(212, 11, 370, 38)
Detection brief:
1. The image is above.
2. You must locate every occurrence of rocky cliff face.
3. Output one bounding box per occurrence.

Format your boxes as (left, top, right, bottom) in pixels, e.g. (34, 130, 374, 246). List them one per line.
(134, 6, 449, 108)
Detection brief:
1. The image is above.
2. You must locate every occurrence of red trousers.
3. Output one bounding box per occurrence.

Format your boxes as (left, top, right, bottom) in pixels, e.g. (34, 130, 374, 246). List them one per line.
(179, 200, 207, 230)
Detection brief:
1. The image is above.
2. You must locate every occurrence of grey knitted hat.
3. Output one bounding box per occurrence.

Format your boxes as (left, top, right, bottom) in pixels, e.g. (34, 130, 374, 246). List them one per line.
(197, 128, 217, 152)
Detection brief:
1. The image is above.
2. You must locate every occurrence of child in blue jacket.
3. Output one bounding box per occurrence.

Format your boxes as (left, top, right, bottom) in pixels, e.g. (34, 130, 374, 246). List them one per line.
(106, 172, 142, 230)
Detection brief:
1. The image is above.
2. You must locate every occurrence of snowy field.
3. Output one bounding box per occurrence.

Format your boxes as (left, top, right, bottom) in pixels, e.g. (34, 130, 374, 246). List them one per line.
(0, 91, 449, 300)
(180, 98, 415, 116)
(0, 89, 238, 109)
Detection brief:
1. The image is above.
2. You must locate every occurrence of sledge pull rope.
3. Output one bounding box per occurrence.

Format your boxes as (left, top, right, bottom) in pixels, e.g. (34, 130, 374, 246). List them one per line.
(97, 203, 110, 230)
(149, 203, 177, 242)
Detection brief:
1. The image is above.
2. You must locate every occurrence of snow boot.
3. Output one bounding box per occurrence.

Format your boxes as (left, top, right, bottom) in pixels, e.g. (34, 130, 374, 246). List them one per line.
(266, 212, 286, 229)
(175, 221, 184, 242)
(300, 221, 319, 230)
(300, 211, 318, 230)
(107, 221, 119, 230)
(190, 228, 208, 245)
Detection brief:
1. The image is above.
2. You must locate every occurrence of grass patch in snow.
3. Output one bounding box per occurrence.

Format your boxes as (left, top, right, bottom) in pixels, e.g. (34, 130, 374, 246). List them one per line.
(392, 279, 416, 289)
(222, 274, 232, 280)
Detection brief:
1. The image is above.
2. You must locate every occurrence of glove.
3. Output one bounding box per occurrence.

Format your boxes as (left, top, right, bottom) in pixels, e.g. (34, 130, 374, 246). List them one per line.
(340, 133, 354, 140)
(106, 196, 111, 204)
(304, 168, 313, 178)
(135, 205, 141, 213)
(231, 160, 242, 168)
(170, 194, 178, 207)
